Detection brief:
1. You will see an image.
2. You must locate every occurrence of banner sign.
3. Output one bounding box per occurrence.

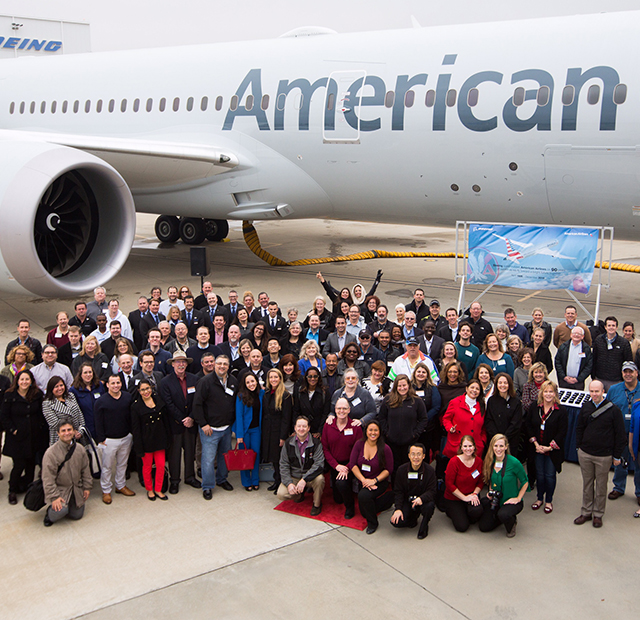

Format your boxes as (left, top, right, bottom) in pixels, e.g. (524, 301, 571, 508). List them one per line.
(467, 224, 599, 293)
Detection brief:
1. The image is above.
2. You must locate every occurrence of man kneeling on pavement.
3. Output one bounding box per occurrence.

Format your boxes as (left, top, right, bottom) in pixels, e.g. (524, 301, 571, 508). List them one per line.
(277, 415, 325, 516)
(390, 442, 437, 539)
(42, 416, 93, 526)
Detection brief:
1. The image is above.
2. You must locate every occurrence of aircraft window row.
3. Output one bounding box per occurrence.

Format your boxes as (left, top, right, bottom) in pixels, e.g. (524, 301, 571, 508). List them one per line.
(8, 83, 628, 117)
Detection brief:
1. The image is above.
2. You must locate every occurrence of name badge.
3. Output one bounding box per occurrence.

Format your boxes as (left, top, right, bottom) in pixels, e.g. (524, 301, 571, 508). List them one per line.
(408, 472, 419, 479)
(495, 461, 503, 470)
(135, 379, 140, 385)
(387, 361, 393, 366)
(540, 422, 546, 431)
(578, 352, 586, 358)
(344, 429, 353, 436)
(416, 390, 425, 397)
(94, 393, 101, 399)
(101, 362, 108, 368)
(187, 387, 196, 394)
(55, 334, 62, 338)
(361, 463, 371, 472)
(351, 397, 361, 406)
(225, 387, 234, 396)
(465, 350, 473, 357)
(498, 359, 506, 366)
(471, 469, 480, 479)
(358, 355, 365, 361)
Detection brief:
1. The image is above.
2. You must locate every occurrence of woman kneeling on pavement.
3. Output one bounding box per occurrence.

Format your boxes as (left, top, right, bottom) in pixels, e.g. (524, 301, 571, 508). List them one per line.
(349, 420, 394, 534)
(479, 434, 528, 538)
(444, 435, 484, 532)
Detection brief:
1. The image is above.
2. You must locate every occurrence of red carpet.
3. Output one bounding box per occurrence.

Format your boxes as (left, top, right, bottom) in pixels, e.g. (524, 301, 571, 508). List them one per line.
(274, 475, 368, 530)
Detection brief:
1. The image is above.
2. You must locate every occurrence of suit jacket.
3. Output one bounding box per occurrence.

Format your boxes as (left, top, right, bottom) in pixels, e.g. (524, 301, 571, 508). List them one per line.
(57, 342, 83, 370)
(554, 340, 592, 385)
(118, 371, 137, 392)
(202, 305, 230, 331)
(160, 372, 199, 434)
(140, 312, 166, 342)
(265, 315, 288, 339)
(322, 331, 357, 357)
(250, 306, 272, 323)
(437, 324, 460, 343)
(217, 341, 240, 362)
(180, 308, 205, 339)
(164, 337, 196, 355)
(194, 293, 223, 311)
(129, 370, 164, 394)
(418, 334, 445, 362)
(224, 302, 244, 322)
(128, 310, 148, 350)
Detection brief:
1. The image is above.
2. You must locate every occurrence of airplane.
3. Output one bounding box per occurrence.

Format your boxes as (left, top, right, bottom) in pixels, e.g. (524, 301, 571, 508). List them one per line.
(490, 234, 576, 261)
(0, 10, 638, 298)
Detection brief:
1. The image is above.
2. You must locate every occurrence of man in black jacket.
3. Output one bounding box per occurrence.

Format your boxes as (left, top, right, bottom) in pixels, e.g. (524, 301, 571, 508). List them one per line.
(405, 289, 430, 325)
(193, 355, 237, 499)
(574, 381, 626, 528)
(591, 316, 632, 391)
(160, 351, 200, 494)
(390, 443, 437, 539)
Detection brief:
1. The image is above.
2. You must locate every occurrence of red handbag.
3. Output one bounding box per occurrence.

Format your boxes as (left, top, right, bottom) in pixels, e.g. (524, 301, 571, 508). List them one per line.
(224, 442, 257, 471)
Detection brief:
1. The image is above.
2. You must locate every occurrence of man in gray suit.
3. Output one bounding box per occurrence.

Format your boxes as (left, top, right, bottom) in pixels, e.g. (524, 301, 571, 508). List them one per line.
(322, 316, 356, 357)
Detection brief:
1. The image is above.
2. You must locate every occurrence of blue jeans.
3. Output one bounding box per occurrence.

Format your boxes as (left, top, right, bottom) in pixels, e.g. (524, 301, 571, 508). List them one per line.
(612, 446, 640, 495)
(535, 453, 557, 503)
(239, 427, 261, 488)
(200, 427, 232, 490)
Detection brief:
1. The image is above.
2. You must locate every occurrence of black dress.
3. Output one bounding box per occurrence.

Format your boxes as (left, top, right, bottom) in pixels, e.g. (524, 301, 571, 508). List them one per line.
(261, 389, 293, 484)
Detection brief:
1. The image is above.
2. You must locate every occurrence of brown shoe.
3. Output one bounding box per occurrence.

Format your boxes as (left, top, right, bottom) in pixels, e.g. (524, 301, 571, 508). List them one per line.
(116, 486, 136, 497)
(102, 493, 112, 505)
(608, 490, 624, 500)
(574, 514, 592, 525)
(593, 516, 603, 528)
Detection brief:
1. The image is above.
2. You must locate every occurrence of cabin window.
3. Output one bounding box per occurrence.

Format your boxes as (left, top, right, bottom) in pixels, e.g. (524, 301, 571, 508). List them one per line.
(133, 98, 140, 112)
(404, 90, 415, 108)
(108, 99, 115, 113)
(230, 95, 239, 111)
(537, 86, 550, 106)
(120, 99, 127, 112)
(245, 95, 254, 111)
(425, 90, 436, 107)
(173, 97, 180, 111)
(467, 88, 479, 107)
(446, 89, 457, 107)
(62, 100, 68, 113)
(215, 96, 223, 111)
(613, 83, 627, 105)
(159, 98, 166, 112)
(261, 94, 269, 110)
(384, 91, 395, 108)
(201, 96, 209, 111)
(73, 100, 79, 113)
(96, 99, 103, 113)
(512, 87, 525, 107)
(146, 98, 153, 112)
(186, 97, 194, 111)
(85, 100, 91, 113)
(561, 85, 574, 106)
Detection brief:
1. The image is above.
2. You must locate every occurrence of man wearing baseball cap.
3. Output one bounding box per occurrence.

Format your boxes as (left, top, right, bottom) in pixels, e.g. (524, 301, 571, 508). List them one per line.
(388, 337, 439, 385)
(606, 361, 640, 502)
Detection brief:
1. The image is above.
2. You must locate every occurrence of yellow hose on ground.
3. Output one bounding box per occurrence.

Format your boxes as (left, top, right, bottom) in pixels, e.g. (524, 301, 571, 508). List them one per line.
(242, 221, 640, 272)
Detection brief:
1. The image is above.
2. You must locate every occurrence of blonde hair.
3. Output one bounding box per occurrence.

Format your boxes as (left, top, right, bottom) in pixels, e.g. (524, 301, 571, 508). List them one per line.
(482, 434, 511, 484)
(80, 335, 101, 356)
(266, 368, 286, 410)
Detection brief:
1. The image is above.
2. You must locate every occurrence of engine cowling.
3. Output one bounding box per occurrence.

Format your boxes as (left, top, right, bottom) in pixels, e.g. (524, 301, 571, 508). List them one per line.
(0, 140, 136, 297)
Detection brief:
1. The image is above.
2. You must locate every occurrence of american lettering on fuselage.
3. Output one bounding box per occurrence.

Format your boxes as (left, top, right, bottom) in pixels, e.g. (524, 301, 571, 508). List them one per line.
(224, 60, 626, 134)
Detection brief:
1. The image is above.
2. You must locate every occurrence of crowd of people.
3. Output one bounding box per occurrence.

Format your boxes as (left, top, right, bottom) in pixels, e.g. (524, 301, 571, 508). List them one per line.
(0, 275, 636, 537)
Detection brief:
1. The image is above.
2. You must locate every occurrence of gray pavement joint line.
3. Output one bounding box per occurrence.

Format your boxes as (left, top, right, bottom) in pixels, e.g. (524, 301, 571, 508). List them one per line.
(71, 526, 335, 620)
(335, 528, 473, 620)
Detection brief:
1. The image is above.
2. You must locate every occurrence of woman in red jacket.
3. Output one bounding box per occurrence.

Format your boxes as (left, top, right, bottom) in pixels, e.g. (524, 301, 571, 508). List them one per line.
(442, 379, 486, 460)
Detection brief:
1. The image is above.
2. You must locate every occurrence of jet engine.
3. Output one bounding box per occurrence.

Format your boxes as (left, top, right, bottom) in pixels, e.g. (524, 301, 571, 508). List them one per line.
(0, 140, 136, 297)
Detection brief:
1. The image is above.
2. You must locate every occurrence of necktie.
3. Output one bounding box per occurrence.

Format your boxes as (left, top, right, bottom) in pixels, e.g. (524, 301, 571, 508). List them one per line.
(153, 314, 158, 325)
(271, 318, 276, 329)
(187, 311, 191, 325)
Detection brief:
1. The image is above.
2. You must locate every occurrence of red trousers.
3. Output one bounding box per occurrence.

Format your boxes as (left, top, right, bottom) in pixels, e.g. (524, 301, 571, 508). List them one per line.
(141, 450, 165, 492)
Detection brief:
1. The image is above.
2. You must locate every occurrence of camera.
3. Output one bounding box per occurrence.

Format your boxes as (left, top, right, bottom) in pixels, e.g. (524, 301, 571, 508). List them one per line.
(487, 490, 502, 511)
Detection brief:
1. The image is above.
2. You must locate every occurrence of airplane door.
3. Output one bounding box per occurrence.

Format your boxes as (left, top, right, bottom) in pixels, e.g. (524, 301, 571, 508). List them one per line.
(544, 145, 640, 224)
(323, 70, 366, 144)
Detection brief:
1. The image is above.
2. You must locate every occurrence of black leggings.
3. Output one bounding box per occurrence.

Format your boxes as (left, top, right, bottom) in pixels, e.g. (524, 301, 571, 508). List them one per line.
(478, 496, 523, 533)
(445, 499, 484, 532)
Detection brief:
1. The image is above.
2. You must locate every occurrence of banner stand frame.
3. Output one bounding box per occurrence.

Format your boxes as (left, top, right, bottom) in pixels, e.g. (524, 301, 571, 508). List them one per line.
(455, 222, 613, 324)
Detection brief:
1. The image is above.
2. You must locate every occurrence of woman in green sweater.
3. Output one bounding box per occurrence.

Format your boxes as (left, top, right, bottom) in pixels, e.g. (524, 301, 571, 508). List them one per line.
(479, 433, 528, 538)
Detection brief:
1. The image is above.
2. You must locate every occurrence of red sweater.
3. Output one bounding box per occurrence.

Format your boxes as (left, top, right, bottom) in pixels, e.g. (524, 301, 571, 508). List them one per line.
(442, 394, 486, 458)
(444, 455, 484, 501)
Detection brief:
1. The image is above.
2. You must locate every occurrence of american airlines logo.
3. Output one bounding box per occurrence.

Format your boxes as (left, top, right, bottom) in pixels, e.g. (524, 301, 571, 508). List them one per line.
(0, 37, 62, 52)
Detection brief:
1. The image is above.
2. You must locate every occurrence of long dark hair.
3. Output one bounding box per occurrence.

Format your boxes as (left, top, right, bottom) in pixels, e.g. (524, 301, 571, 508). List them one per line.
(44, 375, 68, 401)
(7, 369, 41, 401)
(365, 419, 387, 471)
(239, 373, 261, 406)
(72, 363, 100, 390)
(250, 321, 268, 353)
(300, 366, 326, 394)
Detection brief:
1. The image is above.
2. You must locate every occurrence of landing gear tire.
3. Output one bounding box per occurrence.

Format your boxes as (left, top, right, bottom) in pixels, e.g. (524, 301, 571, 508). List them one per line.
(205, 219, 229, 242)
(155, 215, 180, 243)
(179, 218, 207, 245)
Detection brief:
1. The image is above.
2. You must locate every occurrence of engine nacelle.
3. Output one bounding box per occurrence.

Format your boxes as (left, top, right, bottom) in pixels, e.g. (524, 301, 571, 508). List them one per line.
(0, 140, 136, 297)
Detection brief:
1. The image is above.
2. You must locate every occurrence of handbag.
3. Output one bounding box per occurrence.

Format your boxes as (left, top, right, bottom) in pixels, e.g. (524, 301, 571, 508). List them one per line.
(78, 428, 102, 479)
(24, 442, 77, 512)
(224, 442, 257, 471)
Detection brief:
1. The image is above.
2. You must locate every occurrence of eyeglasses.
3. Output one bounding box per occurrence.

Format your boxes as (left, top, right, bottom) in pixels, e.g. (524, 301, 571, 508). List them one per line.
(139, 387, 152, 393)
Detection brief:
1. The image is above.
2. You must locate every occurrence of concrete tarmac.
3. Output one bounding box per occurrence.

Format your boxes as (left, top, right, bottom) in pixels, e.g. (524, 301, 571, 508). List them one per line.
(1, 215, 640, 620)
